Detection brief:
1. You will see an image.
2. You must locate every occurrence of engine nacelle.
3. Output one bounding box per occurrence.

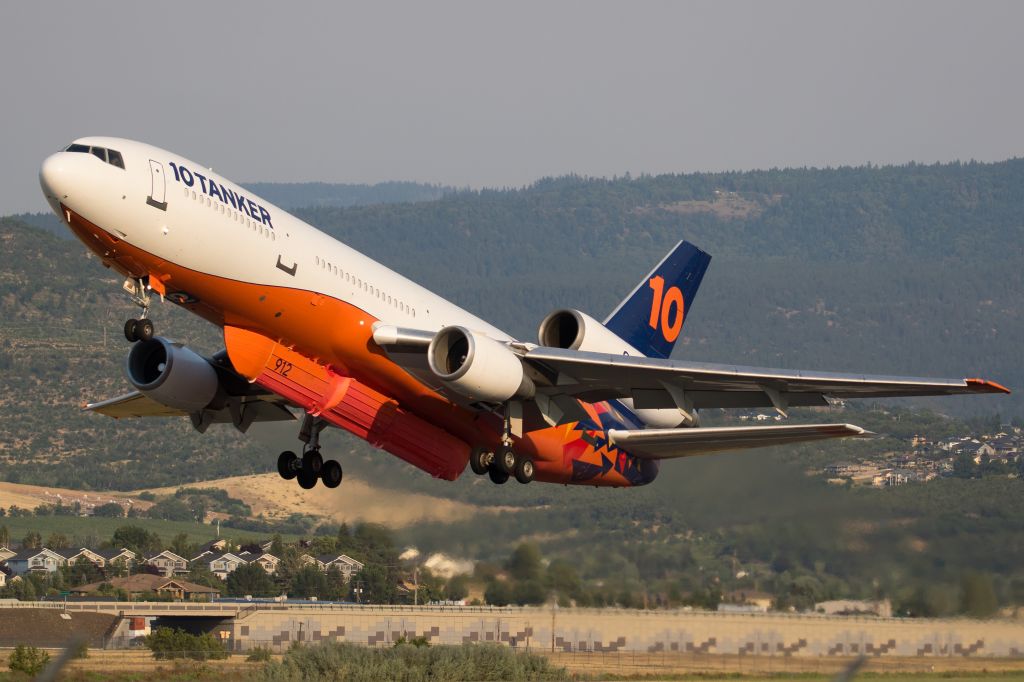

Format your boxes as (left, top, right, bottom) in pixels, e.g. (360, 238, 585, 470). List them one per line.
(538, 309, 694, 428)
(126, 337, 219, 413)
(538, 309, 641, 355)
(428, 326, 534, 403)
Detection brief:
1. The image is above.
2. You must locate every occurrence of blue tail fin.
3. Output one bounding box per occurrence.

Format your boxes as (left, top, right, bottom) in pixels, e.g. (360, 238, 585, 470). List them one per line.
(603, 241, 710, 359)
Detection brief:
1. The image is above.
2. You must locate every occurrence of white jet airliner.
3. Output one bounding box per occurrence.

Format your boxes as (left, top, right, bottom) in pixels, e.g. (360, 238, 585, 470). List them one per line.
(37, 137, 1009, 490)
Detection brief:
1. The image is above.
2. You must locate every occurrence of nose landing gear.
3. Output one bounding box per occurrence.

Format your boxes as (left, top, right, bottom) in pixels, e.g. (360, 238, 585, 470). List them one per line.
(122, 277, 155, 342)
(277, 414, 343, 490)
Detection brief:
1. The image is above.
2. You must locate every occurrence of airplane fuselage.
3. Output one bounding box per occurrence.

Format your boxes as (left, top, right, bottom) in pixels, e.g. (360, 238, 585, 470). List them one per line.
(39, 137, 657, 487)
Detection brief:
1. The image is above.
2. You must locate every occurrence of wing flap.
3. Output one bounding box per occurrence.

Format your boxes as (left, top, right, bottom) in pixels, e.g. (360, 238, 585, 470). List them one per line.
(86, 392, 187, 418)
(609, 423, 868, 459)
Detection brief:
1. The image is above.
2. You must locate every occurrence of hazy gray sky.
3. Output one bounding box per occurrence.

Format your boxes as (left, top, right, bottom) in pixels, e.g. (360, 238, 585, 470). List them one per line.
(2, 1, 1021, 213)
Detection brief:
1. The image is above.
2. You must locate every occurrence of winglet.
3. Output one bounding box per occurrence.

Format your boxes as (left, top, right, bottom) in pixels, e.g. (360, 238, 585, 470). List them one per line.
(965, 378, 1011, 394)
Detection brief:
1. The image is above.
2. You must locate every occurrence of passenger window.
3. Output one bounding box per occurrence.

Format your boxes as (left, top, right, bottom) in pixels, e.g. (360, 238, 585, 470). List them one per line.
(91, 147, 107, 162)
(107, 149, 125, 169)
(66, 143, 89, 153)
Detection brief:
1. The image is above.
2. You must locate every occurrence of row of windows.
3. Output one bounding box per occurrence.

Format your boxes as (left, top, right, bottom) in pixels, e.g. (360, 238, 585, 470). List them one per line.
(185, 187, 275, 241)
(65, 143, 125, 169)
(314, 256, 416, 318)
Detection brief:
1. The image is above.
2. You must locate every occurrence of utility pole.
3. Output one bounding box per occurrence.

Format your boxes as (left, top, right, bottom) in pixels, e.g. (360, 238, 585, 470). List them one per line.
(414, 567, 419, 606)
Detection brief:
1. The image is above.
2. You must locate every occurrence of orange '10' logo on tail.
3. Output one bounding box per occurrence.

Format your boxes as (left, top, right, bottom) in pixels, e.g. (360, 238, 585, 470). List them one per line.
(647, 276, 685, 343)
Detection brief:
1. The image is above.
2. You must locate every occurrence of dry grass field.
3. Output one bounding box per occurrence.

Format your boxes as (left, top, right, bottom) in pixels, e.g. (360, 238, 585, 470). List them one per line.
(0, 471, 500, 530)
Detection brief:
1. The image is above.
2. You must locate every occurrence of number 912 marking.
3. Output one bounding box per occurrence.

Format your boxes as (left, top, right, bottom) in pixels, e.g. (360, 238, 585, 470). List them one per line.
(273, 358, 293, 377)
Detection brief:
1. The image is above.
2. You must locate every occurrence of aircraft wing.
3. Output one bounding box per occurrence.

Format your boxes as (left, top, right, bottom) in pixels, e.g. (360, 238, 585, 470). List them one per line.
(609, 423, 868, 459)
(522, 347, 1010, 412)
(85, 391, 295, 430)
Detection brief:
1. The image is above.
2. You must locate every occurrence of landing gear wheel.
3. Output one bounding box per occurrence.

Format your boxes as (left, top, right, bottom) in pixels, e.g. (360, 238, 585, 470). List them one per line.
(124, 319, 139, 342)
(277, 451, 298, 480)
(498, 447, 517, 475)
(514, 457, 535, 484)
(302, 449, 323, 478)
(469, 449, 493, 476)
(321, 460, 343, 489)
(297, 469, 318, 489)
(488, 466, 509, 485)
(136, 318, 154, 341)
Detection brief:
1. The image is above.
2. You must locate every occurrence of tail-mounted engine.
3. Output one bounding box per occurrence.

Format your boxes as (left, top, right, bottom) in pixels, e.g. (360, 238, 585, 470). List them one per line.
(538, 308, 696, 428)
(126, 337, 219, 413)
(427, 326, 534, 403)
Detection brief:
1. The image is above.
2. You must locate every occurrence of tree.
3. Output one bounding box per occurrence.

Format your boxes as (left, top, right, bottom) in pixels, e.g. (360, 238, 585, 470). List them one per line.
(227, 563, 276, 598)
(111, 525, 161, 557)
(445, 575, 469, 601)
(961, 572, 998, 618)
(21, 531, 41, 549)
(46, 532, 69, 549)
(0, 524, 8, 547)
(146, 498, 194, 522)
(506, 543, 543, 582)
(290, 565, 329, 600)
(484, 579, 512, 606)
(170, 533, 194, 560)
(352, 564, 393, 604)
(92, 502, 125, 518)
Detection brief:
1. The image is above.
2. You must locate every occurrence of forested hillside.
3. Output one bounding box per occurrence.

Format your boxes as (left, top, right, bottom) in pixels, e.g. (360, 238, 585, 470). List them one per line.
(1, 159, 1022, 613)
(296, 160, 1023, 417)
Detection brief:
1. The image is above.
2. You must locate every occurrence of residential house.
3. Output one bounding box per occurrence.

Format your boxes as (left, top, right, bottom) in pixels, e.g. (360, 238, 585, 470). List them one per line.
(247, 553, 280, 575)
(0, 566, 7, 588)
(0, 547, 15, 563)
(317, 554, 364, 581)
(196, 538, 229, 554)
(144, 550, 188, 577)
(72, 574, 220, 601)
(208, 552, 248, 580)
(5, 548, 66, 576)
(96, 548, 137, 575)
(56, 547, 107, 568)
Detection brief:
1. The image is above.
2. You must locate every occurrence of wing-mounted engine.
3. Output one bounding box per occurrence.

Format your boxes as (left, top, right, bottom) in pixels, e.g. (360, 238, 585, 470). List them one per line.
(538, 309, 695, 427)
(427, 326, 535, 404)
(127, 337, 219, 412)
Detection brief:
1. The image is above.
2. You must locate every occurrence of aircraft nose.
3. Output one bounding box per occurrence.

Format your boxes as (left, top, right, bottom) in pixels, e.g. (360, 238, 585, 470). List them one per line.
(39, 152, 72, 202)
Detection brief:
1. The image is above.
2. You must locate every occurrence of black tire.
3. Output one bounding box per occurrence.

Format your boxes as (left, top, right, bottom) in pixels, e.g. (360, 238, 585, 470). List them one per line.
(499, 447, 517, 475)
(277, 451, 298, 480)
(124, 319, 138, 342)
(488, 466, 509, 485)
(302, 448, 323, 477)
(514, 457, 535, 484)
(321, 460, 343, 489)
(136, 318, 154, 341)
(469, 449, 491, 476)
(297, 469, 318, 489)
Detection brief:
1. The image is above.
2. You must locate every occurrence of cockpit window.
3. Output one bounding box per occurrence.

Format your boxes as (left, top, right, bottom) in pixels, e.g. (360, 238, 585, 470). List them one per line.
(64, 143, 125, 170)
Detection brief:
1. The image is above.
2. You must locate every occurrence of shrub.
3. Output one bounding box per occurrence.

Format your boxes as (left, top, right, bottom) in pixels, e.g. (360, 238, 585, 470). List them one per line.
(145, 627, 228, 661)
(254, 642, 568, 681)
(247, 646, 273, 662)
(8, 644, 51, 675)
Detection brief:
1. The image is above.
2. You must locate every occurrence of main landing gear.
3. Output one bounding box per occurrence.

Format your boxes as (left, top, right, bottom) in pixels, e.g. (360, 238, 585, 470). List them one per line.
(277, 414, 343, 490)
(122, 276, 155, 342)
(469, 406, 535, 485)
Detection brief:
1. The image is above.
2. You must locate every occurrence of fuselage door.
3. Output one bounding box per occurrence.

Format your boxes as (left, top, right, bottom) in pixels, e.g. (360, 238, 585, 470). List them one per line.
(147, 159, 167, 211)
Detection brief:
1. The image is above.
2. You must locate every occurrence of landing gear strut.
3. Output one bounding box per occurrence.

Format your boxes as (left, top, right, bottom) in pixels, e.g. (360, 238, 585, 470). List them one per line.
(123, 277, 155, 342)
(472, 403, 535, 485)
(277, 414, 343, 490)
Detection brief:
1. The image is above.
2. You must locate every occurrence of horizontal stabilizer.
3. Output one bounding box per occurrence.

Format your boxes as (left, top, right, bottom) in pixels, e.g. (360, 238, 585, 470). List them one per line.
(608, 423, 868, 459)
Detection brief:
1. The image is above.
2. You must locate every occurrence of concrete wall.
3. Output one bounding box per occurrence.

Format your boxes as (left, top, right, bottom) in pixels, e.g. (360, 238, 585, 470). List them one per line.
(230, 605, 1024, 657)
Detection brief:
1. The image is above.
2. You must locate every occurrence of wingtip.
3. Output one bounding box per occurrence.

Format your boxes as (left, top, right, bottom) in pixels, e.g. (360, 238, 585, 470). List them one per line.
(966, 378, 1011, 395)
